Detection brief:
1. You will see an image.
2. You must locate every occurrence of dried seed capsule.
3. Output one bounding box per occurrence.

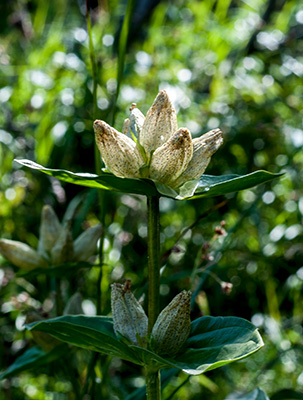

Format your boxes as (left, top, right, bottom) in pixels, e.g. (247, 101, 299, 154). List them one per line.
(123, 105, 145, 140)
(140, 90, 178, 161)
(149, 128, 193, 186)
(122, 118, 132, 137)
(38, 205, 61, 254)
(0, 239, 48, 271)
(152, 290, 191, 356)
(73, 223, 103, 262)
(94, 120, 144, 179)
(172, 129, 223, 187)
(111, 281, 148, 345)
(50, 221, 74, 265)
(63, 292, 84, 315)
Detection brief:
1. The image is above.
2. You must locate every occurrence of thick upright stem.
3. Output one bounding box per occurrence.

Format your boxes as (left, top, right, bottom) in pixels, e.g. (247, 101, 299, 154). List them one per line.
(146, 369, 161, 400)
(147, 195, 160, 332)
(146, 195, 161, 400)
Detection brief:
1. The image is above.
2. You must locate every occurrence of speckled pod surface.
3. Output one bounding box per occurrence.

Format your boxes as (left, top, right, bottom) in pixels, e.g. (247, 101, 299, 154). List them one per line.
(151, 290, 192, 356)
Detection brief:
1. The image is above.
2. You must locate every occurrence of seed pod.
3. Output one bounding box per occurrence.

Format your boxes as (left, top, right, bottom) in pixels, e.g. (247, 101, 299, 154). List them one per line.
(63, 292, 84, 315)
(149, 128, 193, 186)
(50, 221, 74, 265)
(122, 118, 132, 137)
(173, 129, 223, 187)
(94, 120, 144, 179)
(0, 239, 48, 271)
(111, 281, 148, 345)
(38, 205, 61, 253)
(73, 223, 103, 262)
(129, 105, 145, 140)
(123, 104, 145, 140)
(152, 290, 191, 356)
(140, 90, 178, 161)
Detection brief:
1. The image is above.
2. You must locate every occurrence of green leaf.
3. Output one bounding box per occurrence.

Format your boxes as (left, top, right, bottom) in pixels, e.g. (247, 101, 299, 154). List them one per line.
(190, 171, 284, 199)
(26, 315, 142, 365)
(225, 387, 269, 400)
(14, 159, 157, 197)
(26, 315, 263, 375)
(130, 316, 264, 374)
(0, 344, 66, 379)
(178, 316, 264, 374)
(14, 159, 282, 200)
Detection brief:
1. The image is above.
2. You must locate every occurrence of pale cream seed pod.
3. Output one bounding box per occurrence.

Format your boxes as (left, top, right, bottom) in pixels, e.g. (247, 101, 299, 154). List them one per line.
(122, 118, 132, 137)
(63, 292, 84, 315)
(73, 223, 103, 262)
(0, 239, 48, 271)
(140, 90, 178, 161)
(111, 281, 148, 345)
(172, 128, 223, 188)
(38, 205, 61, 254)
(50, 221, 74, 265)
(149, 128, 193, 186)
(123, 104, 145, 140)
(94, 120, 144, 179)
(151, 290, 191, 356)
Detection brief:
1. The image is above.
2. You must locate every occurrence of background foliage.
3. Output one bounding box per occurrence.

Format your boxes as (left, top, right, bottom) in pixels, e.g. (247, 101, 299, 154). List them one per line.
(0, 0, 302, 399)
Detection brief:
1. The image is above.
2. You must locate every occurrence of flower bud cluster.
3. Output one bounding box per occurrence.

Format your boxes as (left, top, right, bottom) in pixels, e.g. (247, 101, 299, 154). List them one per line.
(111, 283, 191, 356)
(94, 90, 223, 189)
(0, 205, 103, 271)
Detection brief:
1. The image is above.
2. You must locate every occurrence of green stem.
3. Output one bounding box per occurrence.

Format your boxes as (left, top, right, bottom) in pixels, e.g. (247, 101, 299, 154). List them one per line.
(146, 368, 161, 400)
(146, 195, 161, 400)
(147, 195, 160, 332)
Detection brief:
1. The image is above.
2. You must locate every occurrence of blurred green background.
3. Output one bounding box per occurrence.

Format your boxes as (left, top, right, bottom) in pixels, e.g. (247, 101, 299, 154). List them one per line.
(0, 0, 303, 399)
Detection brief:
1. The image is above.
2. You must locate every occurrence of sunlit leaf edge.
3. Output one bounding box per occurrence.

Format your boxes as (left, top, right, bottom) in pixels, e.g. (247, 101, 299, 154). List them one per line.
(14, 159, 283, 200)
(26, 315, 263, 376)
(168, 316, 263, 375)
(188, 170, 284, 200)
(14, 159, 157, 197)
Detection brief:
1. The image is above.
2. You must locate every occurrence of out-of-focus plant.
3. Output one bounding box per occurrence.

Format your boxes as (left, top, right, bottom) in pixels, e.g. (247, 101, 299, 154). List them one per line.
(0, 205, 103, 271)
(1, 0, 303, 399)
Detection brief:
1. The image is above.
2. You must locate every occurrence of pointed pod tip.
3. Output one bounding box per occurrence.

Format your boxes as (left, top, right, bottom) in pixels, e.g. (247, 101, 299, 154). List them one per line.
(204, 128, 223, 140)
(171, 127, 192, 148)
(93, 120, 110, 134)
(154, 89, 171, 105)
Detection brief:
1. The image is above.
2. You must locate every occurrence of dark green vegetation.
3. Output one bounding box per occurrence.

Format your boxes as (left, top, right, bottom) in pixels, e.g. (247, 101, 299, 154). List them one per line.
(0, 0, 303, 399)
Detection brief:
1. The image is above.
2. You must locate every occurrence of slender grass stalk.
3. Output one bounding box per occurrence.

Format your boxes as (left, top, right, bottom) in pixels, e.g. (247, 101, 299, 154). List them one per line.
(165, 375, 190, 400)
(86, 1, 98, 119)
(146, 195, 161, 399)
(112, 0, 137, 125)
(86, 0, 105, 315)
(84, 3, 106, 397)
